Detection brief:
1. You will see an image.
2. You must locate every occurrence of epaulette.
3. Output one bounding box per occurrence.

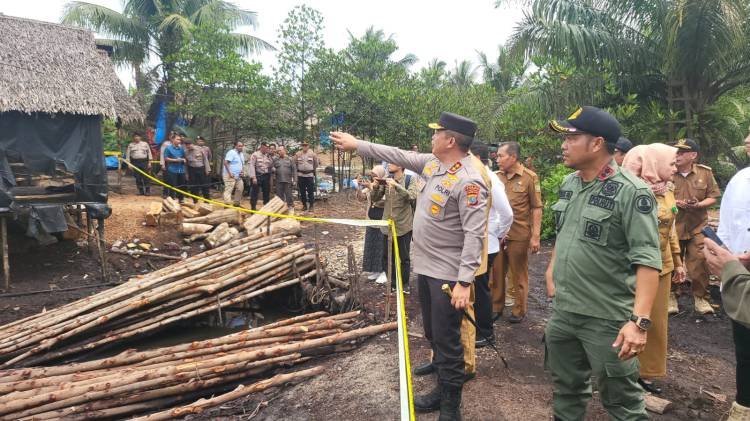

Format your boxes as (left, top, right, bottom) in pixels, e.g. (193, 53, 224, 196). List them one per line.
(697, 164, 713, 171)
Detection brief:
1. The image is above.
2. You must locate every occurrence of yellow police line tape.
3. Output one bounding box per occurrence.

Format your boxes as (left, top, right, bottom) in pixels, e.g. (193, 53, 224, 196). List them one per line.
(118, 157, 416, 420)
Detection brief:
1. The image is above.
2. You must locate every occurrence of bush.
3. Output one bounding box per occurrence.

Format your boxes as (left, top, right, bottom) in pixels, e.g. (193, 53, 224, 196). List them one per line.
(540, 163, 573, 239)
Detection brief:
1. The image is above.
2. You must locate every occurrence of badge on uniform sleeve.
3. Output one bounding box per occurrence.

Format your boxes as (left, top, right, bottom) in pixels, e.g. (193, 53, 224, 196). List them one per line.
(464, 183, 480, 207)
(635, 195, 654, 214)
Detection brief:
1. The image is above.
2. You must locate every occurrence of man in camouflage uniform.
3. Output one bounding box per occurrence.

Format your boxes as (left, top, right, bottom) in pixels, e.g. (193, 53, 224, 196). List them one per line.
(331, 112, 490, 421)
(671, 138, 721, 314)
(546, 106, 662, 421)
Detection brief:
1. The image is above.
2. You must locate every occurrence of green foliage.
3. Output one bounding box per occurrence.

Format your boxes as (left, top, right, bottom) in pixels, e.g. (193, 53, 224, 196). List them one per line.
(167, 25, 274, 141)
(275, 5, 326, 142)
(102, 119, 125, 152)
(540, 164, 573, 239)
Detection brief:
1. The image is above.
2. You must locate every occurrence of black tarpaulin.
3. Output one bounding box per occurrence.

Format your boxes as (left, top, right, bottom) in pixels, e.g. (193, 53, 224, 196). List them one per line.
(0, 111, 108, 207)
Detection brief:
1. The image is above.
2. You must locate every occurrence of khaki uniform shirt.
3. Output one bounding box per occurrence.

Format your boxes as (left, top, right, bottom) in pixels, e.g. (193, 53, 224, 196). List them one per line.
(551, 161, 662, 320)
(721, 260, 750, 328)
(497, 164, 542, 241)
(273, 156, 297, 183)
(673, 164, 721, 240)
(295, 150, 318, 178)
(247, 151, 273, 178)
(126, 141, 152, 161)
(186, 146, 210, 171)
(656, 191, 682, 275)
(371, 172, 420, 236)
(357, 141, 490, 283)
(159, 141, 172, 167)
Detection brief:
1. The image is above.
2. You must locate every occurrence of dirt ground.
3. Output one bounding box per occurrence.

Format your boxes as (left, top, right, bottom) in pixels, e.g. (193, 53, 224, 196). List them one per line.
(0, 175, 737, 420)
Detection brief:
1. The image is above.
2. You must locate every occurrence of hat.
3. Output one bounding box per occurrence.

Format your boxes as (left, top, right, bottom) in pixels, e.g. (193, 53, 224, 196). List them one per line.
(196, 135, 205, 141)
(301, 140, 309, 146)
(549, 106, 622, 144)
(428, 112, 478, 138)
(673, 138, 700, 153)
(614, 136, 633, 153)
(182, 138, 193, 144)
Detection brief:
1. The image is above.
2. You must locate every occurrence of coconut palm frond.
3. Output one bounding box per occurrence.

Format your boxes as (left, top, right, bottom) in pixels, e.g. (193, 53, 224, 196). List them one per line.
(230, 32, 276, 55)
(62, 1, 146, 42)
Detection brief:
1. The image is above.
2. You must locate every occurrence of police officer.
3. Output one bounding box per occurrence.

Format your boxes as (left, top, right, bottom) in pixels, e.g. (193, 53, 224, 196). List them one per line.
(613, 136, 633, 166)
(546, 106, 662, 421)
(247, 143, 274, 211)
(125, 133, 153, 195)
(331, 112, 490, 421)
(295, 141, 319, 212)
(671, 138, 721, 314)
(273, 146, 297, 211)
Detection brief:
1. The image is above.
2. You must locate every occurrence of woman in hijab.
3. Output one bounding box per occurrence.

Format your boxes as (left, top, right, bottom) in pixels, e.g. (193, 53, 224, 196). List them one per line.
(361, 165, 387, 282)
(622, 143, 687, 393)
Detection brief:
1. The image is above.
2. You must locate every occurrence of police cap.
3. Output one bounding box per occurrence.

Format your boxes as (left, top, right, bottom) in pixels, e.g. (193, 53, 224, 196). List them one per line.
(549, 106, 622, 144)
(428, 112, 477, 138)
(673, 138, 700, 153)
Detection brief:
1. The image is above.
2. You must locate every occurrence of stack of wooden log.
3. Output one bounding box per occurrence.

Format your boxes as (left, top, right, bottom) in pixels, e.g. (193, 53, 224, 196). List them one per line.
(146, 196, 299, 250)
(0, 311, 396, 420)
(0, 231, 324, 368)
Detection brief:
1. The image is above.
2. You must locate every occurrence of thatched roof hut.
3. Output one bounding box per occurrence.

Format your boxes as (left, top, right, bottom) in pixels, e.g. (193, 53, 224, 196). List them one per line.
(0, 14, 143, 122)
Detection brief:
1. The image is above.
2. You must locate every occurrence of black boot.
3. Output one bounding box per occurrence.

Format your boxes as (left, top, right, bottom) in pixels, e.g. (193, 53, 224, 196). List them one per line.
(414, 383, 441, 412)
(413, 361, 435, 376)
(438, 382, 462, 421)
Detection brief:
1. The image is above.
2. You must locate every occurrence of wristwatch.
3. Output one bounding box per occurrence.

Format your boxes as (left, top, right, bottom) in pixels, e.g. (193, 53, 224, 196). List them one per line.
(458, 281, 471, 288)
(629, 314, 652, 331)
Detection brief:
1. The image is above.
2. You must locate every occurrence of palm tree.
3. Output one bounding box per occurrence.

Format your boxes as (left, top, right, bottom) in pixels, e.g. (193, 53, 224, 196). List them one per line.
(449, 60, 477, 88)
(477, 44, 527, 93)
(343, 26, 418, 79)
(62, 0, 273, 93)
(420, 58, 447, 89)
(497, 0, 750, 152)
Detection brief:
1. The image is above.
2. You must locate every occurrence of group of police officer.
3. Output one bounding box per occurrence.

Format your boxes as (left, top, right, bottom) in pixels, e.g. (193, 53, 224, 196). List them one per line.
(331, 105, 723, 421)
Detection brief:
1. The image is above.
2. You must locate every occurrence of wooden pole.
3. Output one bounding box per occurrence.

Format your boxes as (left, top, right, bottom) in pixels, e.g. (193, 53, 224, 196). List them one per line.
(1, 216, 8, 291)
(96, 218, 107, 281)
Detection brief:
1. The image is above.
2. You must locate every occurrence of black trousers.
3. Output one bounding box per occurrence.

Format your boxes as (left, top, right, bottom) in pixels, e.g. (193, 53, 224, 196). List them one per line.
(734, 319, 750, 406)
(165, 171, 186, 201)
(382, 231, 412, 288)
(187, 166, 210, 199)
(474, 252, 497, 339)
(298, 176, 315, 207)
(250, 173, 271, 210)
(418, 274, 464, 387)
(131, 158, 150, 194)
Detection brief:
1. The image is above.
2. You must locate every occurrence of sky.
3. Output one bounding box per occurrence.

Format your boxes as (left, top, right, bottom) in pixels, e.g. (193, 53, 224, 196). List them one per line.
(0, 0, 524, 87)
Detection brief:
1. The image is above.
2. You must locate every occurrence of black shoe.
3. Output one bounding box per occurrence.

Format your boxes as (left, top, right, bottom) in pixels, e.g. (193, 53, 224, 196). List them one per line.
(413, 362, 435, 376)
(508, 314, 525, 324)
(463, 372, 476, 383)
(475, 336, 495, 348)
(492, 312, 502, 322)
(638, 378, 662, 394)
(438, 383, 463, 421)
(414, 384, 441, 412)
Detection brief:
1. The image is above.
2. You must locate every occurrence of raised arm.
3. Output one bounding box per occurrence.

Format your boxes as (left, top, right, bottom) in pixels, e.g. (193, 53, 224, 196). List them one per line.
(330, 132, 432, 174)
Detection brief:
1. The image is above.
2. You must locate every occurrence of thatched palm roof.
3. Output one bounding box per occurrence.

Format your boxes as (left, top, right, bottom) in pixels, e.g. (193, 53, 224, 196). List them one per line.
(0, 14, 144, 122)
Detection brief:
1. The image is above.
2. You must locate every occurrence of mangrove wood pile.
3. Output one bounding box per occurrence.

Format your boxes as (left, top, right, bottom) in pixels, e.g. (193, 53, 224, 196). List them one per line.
(0, 311, 396, 420)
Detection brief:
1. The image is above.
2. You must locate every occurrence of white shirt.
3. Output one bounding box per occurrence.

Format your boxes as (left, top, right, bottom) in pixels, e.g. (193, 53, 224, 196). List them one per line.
(486, 165, 514, 254)
(718, 167, 750, 253)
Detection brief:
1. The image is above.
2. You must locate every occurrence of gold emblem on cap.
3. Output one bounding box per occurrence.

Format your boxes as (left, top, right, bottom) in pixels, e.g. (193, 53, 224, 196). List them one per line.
(568, 107, 583, 120)
(677, 138, 686, 146)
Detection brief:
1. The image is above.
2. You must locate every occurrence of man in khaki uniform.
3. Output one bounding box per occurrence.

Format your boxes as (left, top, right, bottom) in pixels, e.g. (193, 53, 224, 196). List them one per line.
(492, 141, 542, 323)
(247, 143, 274, 211)
(331, 112, 490, 421)
(672, 138, 721, 314)
(295, 142, 319, 211)
(125, 133, 153, 195)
